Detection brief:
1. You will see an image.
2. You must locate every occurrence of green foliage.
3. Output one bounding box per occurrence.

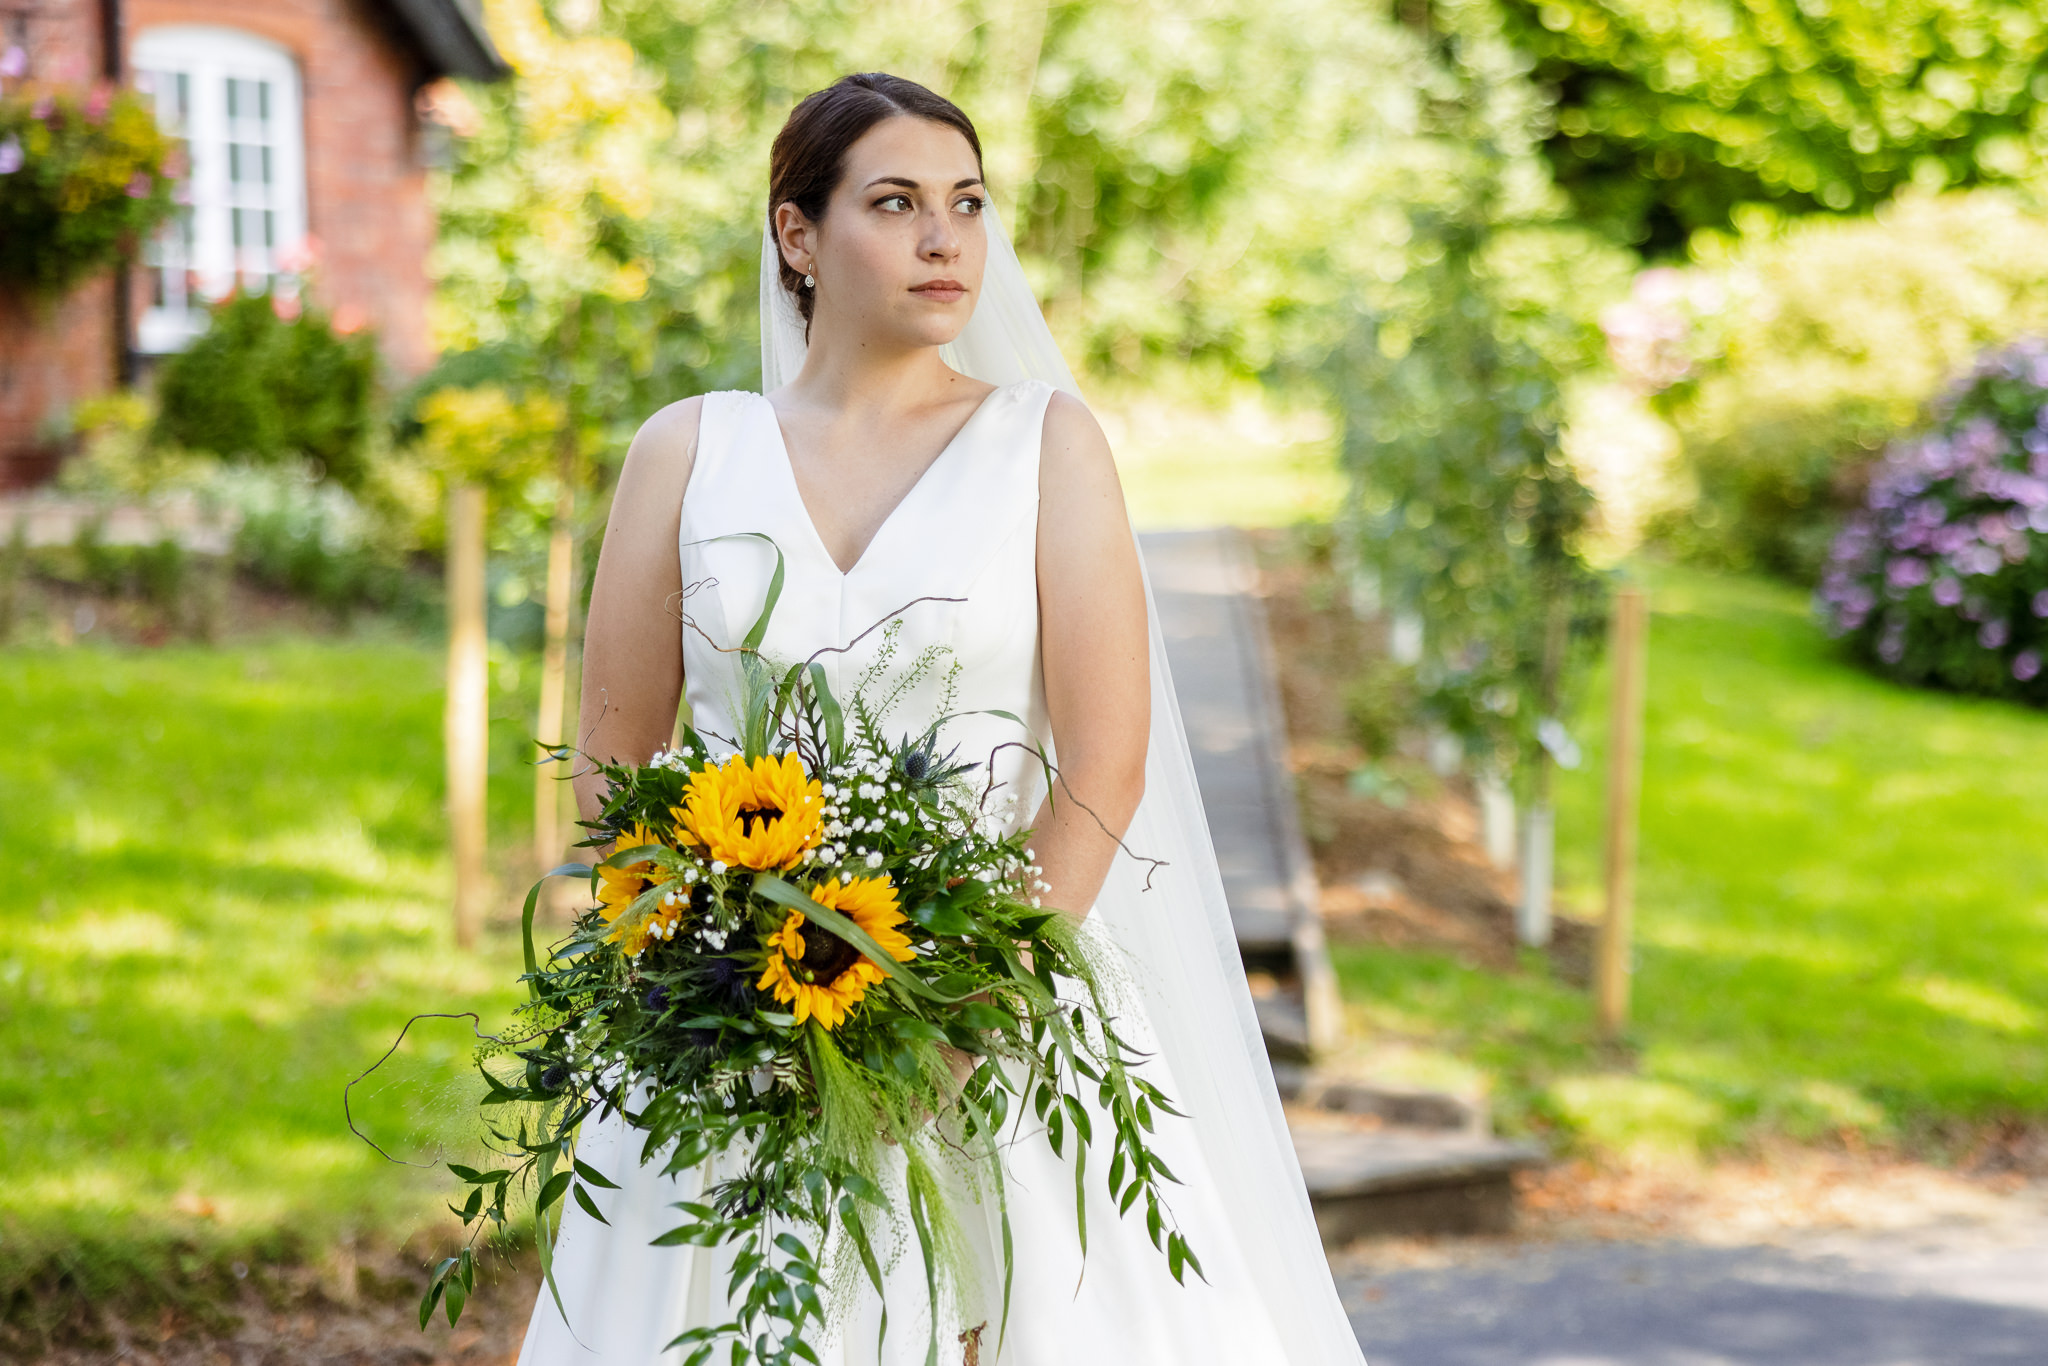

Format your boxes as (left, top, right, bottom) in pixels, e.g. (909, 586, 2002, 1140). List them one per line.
(1493, 0, 2048, 251)
(154, 293, 379, 487)
(1326, 2, 1632, 772)
(1335, 565, 2048, 1158)
(1655, 190, 2048, 580)
(0, 83, 176, 295)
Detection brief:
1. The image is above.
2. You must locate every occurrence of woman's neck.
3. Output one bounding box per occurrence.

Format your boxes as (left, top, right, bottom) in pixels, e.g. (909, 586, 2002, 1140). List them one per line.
(779, 320, 974, 421)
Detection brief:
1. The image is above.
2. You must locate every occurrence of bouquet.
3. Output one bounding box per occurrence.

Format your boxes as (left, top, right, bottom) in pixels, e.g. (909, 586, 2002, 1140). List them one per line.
(402, 561, 1200, 1366)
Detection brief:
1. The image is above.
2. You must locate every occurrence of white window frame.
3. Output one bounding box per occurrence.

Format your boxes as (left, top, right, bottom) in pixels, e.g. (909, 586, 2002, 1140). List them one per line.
(132, 26, 309, 355)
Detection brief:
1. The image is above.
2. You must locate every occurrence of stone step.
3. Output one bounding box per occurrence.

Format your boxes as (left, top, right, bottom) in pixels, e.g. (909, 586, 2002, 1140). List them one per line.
(1289, 1118, 1548, 1244)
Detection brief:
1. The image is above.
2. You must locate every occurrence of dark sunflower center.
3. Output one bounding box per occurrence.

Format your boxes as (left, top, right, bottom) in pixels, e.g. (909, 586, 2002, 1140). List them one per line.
(737, 804, 784, 837)
(796, 920, 861, 984)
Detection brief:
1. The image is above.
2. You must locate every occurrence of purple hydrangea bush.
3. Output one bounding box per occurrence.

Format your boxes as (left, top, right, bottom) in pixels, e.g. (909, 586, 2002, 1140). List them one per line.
(1819, 336, 2048, 702)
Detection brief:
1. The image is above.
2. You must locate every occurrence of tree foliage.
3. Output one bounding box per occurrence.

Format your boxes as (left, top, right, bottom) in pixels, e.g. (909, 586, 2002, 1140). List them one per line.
(1492, 0, 2048, 250)
(1323, 1, 1632, 772)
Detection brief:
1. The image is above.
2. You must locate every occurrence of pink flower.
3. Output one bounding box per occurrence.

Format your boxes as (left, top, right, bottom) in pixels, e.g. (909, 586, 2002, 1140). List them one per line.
(0, 46, 26, 80)
(125, 172, 152, 198)
(84, 84, 111, 123)
(270, 292, 302, 322)
(1933, 577, 1964, 607)
(1979, 619, 2009, 650)
(0, 136, 20, 175)
(2015, 651, 2042, 683)
(31, 95, 53, 121)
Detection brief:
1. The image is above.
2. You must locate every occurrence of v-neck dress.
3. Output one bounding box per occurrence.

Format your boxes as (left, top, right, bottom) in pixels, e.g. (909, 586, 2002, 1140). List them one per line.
(516, 380, 1293, 1365)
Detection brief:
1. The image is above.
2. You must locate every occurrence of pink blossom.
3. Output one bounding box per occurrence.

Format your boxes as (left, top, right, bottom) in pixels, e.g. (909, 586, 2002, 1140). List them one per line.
(84, 84, 111, 124)
(1886, 557, 1930, 589)
(1933, 578, 1964, 607)
(124, 172, 152, 198)
(1980, 619, 2010, 649)
(0, 46, 26, 80)
(0, 136, 20, 176)
(2016, 651, 2043, 682)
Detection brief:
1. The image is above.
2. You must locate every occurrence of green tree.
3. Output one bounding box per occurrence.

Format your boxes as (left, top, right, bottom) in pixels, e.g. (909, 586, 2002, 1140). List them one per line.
(1491, 0, 2048, 251)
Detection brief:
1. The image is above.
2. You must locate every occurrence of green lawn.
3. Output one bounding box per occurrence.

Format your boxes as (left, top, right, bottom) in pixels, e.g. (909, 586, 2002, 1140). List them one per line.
(1333, 564, 2048, 1158)
(0, 632, 539, 1300)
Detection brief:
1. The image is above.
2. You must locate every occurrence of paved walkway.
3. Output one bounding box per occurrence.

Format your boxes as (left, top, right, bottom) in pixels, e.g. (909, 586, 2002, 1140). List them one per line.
(1336, 1213, 2048, 1365)
(1139, 527, 1309, 954)
(1140, 527, 1342, 1055)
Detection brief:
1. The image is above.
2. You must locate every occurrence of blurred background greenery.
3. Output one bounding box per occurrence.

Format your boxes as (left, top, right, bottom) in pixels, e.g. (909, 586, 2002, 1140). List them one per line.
(7, 0, 2048, 1341)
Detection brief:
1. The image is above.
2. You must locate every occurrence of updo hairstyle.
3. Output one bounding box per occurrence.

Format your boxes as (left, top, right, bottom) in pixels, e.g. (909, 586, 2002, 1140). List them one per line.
(767, 73, 985, 328)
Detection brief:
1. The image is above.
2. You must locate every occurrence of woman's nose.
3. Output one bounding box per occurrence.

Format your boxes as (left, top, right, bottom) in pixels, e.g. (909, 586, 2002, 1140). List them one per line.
(920, 209, 960, 260)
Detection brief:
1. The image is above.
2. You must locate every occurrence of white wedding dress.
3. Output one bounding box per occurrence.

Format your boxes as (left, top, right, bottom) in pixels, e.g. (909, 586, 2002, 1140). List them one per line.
(518, 382, 1306, 1364)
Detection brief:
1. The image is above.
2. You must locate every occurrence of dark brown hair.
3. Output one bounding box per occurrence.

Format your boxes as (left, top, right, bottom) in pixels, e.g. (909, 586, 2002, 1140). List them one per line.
(768, 73, 984, 327)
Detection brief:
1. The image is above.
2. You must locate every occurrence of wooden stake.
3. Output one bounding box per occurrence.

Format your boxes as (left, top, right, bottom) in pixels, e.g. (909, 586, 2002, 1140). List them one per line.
(446, 482, 490, 950)
(534, 475, 575, 874)
(1597, 584, 1649, 1036)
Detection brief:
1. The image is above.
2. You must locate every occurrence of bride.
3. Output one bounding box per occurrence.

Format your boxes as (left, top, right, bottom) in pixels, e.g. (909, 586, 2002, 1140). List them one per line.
(517, 73, 1367, 1365)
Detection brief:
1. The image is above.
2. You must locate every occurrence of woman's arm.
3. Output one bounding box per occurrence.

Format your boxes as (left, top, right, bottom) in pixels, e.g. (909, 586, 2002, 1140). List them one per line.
(571, 397, 704, 826)
(1030, 391, 1151, 921)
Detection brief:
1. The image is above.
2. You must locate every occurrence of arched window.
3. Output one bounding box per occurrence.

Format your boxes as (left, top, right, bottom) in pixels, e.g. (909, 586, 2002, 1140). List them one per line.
(132, 27, 308, 353)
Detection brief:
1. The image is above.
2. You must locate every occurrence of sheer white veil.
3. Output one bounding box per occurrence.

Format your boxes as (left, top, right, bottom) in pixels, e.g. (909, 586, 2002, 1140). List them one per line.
(761, 205, 1366, 1364)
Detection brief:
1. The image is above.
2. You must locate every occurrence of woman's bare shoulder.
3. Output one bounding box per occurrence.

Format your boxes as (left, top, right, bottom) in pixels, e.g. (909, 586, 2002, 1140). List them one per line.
(616, 395, 707, 499)
(1038, 388, 1121, 499)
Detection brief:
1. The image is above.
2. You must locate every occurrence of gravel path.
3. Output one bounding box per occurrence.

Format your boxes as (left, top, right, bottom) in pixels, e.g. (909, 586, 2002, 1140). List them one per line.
(1336, 1213, 2048, 1366)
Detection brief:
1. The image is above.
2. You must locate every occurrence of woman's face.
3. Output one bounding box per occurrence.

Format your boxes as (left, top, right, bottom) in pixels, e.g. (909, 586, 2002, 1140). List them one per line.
(777, 116, 988, 353)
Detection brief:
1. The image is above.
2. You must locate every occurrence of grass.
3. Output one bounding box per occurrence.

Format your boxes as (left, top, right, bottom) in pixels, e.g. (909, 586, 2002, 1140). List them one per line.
(0, 628, 544, 1303)
(1331, 563, 2048, 1159)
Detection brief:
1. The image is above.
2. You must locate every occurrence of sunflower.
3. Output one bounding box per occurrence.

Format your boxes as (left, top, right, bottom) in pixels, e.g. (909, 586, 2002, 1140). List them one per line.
(754, 876, 917, 1030)
(675, 753, 823, 871)
(597, 823, 679, 954)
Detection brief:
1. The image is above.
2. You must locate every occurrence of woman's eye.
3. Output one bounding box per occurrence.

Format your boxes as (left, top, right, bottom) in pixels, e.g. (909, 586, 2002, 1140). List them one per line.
(878, 194, 912, 212)
(954, 196, 985, 215)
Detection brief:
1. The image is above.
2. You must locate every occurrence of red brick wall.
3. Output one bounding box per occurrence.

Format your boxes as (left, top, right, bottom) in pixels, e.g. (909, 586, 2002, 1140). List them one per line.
(0, 0, 440, 488)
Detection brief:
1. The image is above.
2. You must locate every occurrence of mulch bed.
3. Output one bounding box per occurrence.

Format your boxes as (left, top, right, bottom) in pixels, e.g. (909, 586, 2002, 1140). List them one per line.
(1247, 527, 1595, 981)
(6, 1246, 536, 1366)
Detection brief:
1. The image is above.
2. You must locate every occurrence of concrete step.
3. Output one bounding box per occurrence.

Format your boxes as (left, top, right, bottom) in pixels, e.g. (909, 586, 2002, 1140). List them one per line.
(1289, 1115, 1548, 1244)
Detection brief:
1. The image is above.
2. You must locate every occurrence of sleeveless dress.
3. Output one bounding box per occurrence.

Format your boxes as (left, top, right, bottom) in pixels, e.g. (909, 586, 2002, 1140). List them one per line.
(517, 380, 1295, 1365)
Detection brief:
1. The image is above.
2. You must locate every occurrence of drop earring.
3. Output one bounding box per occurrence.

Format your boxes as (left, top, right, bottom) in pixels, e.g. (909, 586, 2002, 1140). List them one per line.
(803, 270, 815, 288)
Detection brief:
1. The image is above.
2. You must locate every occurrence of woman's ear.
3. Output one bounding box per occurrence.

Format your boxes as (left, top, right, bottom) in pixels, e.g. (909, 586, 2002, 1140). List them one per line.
(773, 202, 815, 276)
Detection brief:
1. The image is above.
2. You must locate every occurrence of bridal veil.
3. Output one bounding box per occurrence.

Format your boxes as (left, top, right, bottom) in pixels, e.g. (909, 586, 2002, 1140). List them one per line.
(760, 203, 1367, 1364)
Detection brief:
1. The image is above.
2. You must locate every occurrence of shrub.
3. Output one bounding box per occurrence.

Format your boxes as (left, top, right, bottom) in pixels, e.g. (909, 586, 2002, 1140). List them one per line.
(0, 83, 176, 295)
(209, 463, 428, 620)
(154, 292, 378, 486)
(1818, 337, 2048, 705)
(1655, 191, 2048, 581)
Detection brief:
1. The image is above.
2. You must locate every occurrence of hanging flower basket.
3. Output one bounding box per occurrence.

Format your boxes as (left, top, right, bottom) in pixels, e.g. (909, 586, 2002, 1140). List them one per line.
(0, 82, 178, 297)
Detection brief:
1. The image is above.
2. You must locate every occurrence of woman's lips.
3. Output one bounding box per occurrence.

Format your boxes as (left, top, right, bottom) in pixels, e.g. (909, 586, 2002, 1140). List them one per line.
(910, 280, 967, 302)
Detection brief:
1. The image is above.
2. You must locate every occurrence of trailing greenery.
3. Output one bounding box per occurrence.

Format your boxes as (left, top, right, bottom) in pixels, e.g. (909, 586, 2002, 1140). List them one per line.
(154, 293, 379, 487)
(0, 83, 176, 294)
(1491, 0, 2048, 251)
(410, 547, 1194, 1364)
